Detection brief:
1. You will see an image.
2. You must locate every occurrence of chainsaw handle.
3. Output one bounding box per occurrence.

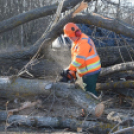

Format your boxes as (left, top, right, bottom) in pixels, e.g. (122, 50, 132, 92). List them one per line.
(60, 69, 77, 83)
(60, 69, 69, 77)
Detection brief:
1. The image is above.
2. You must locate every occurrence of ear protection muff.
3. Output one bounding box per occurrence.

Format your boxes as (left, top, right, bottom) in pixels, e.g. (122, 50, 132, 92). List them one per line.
(71, 27, 82, 37)
(75, 30, 82, 37)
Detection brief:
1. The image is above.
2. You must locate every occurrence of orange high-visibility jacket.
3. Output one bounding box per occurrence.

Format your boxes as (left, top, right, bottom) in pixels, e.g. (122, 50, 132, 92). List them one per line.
(68, 33, 101, 77)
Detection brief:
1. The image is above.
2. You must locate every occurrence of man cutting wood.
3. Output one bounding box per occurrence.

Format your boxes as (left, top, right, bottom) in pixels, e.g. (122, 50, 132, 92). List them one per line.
(63, 22, 101, 98)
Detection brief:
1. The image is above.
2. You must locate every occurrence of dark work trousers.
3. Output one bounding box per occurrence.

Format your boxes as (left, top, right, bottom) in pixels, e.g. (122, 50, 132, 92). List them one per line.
(82, 72, 100, 96)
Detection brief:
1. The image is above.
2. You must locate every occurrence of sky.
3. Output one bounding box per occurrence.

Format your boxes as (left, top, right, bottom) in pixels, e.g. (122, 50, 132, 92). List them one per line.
(129, 0, 134, 5)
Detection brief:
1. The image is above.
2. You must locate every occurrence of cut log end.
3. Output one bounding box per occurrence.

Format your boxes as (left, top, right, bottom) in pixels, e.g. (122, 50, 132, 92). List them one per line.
(95, 103, 105, 117)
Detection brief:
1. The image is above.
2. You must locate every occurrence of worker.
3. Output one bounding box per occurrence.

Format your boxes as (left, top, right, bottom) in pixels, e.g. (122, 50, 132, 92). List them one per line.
(63, 22, 101, 97)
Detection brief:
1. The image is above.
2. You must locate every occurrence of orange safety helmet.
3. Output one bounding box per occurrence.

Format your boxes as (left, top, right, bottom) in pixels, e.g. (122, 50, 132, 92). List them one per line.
(63, 22, 81, 38)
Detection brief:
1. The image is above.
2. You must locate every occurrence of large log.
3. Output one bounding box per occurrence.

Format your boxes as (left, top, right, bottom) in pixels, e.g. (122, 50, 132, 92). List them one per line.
(99, 70, 134, 83)
(0, 77, 104, 117)
(97, 77, 134, 98)
(1, 2, 134, 40)
(0, 111, 113, 133)
(100, 62, 134, 76)
(97, 81, 134, 91)
(72, 13, 134, 39)
(1, 45, 134, 76)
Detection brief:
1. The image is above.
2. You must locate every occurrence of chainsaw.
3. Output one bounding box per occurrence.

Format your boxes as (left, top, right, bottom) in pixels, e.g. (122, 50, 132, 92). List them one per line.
(60, 70, 77, 83)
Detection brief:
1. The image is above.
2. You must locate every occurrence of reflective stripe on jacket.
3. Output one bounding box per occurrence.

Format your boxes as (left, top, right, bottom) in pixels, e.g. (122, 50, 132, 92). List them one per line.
(68, 33, 101, 77)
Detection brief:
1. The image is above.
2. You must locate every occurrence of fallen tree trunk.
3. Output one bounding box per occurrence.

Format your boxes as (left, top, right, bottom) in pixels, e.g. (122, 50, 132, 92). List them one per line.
(1, 45, 134, 76)
(97, 81, 134, 91)
(72, 13, 134, 39)
(0, 111, 113, 133)
(97, 83, 134, 100)
(0, 77, 104, 117)
(99, 70, 134, 83)
(1, 3, 134, 40)
(100, 62, 134, 76)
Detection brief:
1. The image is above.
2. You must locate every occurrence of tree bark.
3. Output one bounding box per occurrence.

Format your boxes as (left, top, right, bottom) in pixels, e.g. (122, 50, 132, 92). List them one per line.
(100, 70, 134, 83)
(0, 77, 104, 117)
(0, 111, 113, 133)
(71, 13, 134, 39)
(97, 81, 134, 91)
(100, 62, 134, 76)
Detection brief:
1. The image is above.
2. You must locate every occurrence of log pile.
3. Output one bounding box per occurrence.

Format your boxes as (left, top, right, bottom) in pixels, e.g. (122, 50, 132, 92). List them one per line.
(1, 0, 134, 134)
(1, 65, 134, 133)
